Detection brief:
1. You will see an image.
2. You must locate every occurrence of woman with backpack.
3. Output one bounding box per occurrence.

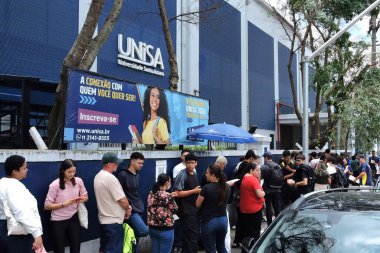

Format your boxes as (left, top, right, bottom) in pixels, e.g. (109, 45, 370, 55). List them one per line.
(328, 156, 349, 189)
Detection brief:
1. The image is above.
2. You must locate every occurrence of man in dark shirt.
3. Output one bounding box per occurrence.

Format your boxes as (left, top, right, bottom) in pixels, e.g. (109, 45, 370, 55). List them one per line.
(355, 154, 374, 186)
(351, 155, 360, 177)
(173, 153, 201, 253)
(261, 151, 283, 225)
(288, 154, 311, 200)
(117, 152, 149, 245)
(279, 150, 296, 209)
(368, 150, 379, 180)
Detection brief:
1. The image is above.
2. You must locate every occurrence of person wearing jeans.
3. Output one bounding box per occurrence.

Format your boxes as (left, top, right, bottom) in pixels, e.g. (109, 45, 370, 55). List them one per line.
(99, 223, 124, 253)
(147, 173, 178, 253)
(94, 152, 132, 253)
(127, 213, 149, 238)
(201, 216, 228, 253)
(196, 164, 230, 253)
(117, 152, 149, 251)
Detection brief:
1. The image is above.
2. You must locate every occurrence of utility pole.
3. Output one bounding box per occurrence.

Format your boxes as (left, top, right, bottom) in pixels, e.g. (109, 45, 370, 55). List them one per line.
(368, 9, 379, 66)
(368, 8, 379, 153)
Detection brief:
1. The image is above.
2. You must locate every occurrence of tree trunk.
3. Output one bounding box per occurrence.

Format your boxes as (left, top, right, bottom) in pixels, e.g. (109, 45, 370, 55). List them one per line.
(158, 0, 179, 91)
(47, 0, 123, 148)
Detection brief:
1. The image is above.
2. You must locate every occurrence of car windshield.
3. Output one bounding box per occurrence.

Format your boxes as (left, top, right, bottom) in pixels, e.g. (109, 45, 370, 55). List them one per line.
(253, 209, 380, 253)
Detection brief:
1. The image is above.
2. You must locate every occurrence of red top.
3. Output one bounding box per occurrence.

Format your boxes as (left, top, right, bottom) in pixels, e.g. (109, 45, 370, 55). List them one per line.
(240, 175, 264, 213)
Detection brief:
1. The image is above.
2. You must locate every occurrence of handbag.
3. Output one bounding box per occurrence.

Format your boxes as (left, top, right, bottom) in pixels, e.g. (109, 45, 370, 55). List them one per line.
(77, 202, 88, 229)
(1, 197, 28, 235)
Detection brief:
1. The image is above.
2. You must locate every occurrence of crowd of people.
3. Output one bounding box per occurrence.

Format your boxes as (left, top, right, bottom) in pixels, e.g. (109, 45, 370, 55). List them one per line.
(230, 148, 379, 249)
(0, 151, 230, 253)
(0, 148, 378, 253)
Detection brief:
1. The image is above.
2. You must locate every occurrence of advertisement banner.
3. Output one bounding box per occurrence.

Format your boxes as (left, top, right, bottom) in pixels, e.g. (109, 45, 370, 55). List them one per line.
(64, 69, 209, 144)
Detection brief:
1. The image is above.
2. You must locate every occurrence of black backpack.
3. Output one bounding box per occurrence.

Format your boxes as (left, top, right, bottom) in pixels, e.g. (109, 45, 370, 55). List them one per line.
(267, 161, 284, 189)
(299, 164, 316, 192)
(334, 167, 349, 188)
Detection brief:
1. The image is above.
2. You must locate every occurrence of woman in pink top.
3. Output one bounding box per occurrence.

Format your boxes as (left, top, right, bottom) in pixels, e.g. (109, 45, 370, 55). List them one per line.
(44, 159, 88, 253)
(239, 162, 265, 242)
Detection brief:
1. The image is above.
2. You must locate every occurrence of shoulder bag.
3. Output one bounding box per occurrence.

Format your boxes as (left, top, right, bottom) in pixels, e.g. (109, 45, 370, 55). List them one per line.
(77, 181, 88, 229)
(77, 202, 88, 229)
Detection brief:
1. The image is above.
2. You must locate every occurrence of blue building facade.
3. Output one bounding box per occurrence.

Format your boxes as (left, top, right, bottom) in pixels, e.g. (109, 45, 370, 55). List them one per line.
(0, 0, 319, 149)
(248, 23, 275, 130)
(0, 0, 327, 250)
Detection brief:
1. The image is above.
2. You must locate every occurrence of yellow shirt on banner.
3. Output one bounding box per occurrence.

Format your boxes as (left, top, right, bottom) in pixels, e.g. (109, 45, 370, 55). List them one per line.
(142, 118, 170, 144)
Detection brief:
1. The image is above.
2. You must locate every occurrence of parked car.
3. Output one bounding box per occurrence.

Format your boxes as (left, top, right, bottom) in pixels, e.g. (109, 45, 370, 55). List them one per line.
(245, 188, 380, 253)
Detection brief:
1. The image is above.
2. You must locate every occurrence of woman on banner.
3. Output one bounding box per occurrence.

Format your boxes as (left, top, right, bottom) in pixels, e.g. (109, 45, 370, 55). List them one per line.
(136, 86, 170, 144)
(44, 159, 88, 253)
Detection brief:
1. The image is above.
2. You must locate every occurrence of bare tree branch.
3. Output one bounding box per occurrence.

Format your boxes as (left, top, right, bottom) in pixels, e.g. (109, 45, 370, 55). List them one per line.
(80, 0, 124, 69)
(158, 0, 178, 90)
(48, 0, 123, 148)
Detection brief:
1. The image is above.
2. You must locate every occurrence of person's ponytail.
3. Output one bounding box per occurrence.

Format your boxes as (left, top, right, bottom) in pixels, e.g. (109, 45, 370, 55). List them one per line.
(218, 172, 227, 205)
(152, 182, 160, 194)
(208, 164, 227, 205)
(151, 173, 170, 194)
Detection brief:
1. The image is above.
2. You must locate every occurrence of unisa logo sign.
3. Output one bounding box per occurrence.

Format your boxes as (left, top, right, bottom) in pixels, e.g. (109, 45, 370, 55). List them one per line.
(117, 34, 165, 76)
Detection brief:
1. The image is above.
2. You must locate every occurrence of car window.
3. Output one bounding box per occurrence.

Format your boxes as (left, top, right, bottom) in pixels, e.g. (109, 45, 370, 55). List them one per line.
(253, 210, 380, 253)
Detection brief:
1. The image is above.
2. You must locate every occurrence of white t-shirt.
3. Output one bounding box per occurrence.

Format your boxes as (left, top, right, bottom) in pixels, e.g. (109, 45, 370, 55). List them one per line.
(0, 177, 43, 238)
(94, 170, 126, 224)
(309, 158, 320, 169)
(173, 163, 186, 178)
(173, 163, 196, 178)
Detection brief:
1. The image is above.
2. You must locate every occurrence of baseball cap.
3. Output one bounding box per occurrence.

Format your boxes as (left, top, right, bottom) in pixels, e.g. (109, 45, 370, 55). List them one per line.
(263, 151, 272, 158)
(102, 152, 123, 164)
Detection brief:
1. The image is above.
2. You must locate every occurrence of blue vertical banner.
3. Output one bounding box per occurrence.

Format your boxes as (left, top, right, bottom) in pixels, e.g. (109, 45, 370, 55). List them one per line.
(64, 69, 143, 143)
(64, 69, 209, 144)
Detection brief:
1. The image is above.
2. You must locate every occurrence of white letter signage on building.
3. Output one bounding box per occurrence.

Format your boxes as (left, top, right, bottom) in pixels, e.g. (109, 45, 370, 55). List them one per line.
(117, 34, 165, 76)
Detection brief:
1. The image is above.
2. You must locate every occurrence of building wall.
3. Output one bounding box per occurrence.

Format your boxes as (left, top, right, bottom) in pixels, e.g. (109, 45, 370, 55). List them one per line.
(278, 42, 298, 114)
(248, 23, 275, 130)
(199, 2, 242, 126)
(0, 1, 176, 89)
(0, 0, 316, 148)
(97, 1, 176, 89)
(0, 1, 78, 82)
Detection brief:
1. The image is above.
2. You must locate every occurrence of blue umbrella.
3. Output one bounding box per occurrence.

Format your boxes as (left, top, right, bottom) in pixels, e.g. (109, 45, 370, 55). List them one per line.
(187, 123, 257, 143)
